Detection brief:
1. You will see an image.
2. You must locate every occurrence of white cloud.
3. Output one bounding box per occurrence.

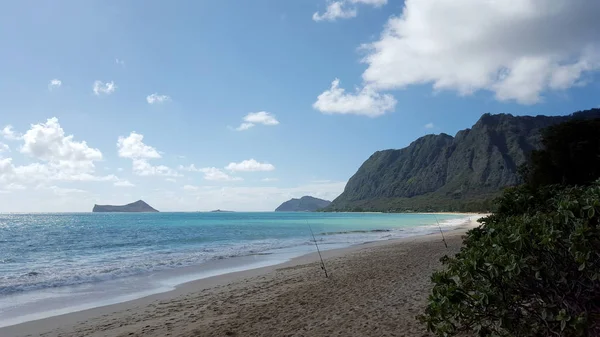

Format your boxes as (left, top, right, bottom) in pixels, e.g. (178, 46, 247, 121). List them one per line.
(20, 118, 103, 172)
(244, 111, 279, 125)
(0, 143, 9, 153)
(115, 58, 125, 66)
(44, 185, 87, 196)
(132, 159, 180, 177)
(117, 132, 179, 177)
(179, 164, 201, 172)
(48, 79, 62, 90)
(313, 1, 356, 21)
(199, 167, 242, 182)
(2, 125, 22, 141)
(183, 185, 198, 191)
(146, 93, 171, 104)
(0, 119, 121, 186)
(117, 132, 161, 159)
(358, 0, 600, 104)
(262, 177, 279, 182)
(5, 183, 26, 190)
(235, 111, 279, 131)
(165, 178, 177, 183)
(425, 123, 434, 129)
(225, 159, 275, 172)
(313, 79, 396, 117)
(93, 80, 116, 95)
(179, 164, 241, 181)
(235, 123, 255, 131)
(177, 180, 346, 211)
(313, 0, 387, 22)
(114, 180, 135, 187)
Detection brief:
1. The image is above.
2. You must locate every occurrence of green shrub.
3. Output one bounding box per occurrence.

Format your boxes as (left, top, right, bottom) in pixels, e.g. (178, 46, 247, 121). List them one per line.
(420, 182, 600, 336)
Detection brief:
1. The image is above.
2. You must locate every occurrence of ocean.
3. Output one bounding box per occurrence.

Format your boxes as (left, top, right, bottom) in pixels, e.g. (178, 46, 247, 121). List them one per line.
(0, 212, 470, 327)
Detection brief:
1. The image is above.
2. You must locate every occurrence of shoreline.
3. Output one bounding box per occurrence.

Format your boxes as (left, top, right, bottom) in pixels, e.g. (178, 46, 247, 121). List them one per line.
(1, 214, 486, 336)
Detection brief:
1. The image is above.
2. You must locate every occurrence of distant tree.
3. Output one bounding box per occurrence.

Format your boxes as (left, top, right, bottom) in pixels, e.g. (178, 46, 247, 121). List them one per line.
(523, 119, 600, 187)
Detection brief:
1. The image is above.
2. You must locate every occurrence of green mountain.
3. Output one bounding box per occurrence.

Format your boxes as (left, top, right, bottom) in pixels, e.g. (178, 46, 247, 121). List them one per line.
(275, 196, 331, 212)
(92, 200, 159, 212)
(326, 109, 600, 212)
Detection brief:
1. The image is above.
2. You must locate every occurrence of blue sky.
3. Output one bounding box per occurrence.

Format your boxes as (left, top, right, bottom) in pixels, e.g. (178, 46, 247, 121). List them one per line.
(1, 0, 599, 211)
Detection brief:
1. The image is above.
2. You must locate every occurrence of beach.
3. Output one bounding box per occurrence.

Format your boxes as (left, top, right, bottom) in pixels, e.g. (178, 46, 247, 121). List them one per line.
(1, 215, 484, 337)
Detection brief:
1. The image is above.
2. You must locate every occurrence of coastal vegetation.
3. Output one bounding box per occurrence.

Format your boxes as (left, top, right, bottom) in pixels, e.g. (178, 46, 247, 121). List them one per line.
(421, 118, 600, 336)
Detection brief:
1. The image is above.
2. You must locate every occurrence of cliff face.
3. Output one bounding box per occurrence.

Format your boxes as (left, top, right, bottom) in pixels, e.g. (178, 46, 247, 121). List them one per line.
(327, 109, 600, 212)
(275, 196, 331, 212)
(92, 200, 159, 212)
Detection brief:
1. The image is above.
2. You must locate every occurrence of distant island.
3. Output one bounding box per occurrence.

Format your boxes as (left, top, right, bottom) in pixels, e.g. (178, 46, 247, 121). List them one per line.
(210, 209, 234, 213)
(275, 196, 331, 212)
(92, 200, 159, 213)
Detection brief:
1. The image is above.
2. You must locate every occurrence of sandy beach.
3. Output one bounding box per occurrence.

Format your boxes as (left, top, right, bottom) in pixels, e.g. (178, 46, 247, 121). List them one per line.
(2, 215, 485, 337)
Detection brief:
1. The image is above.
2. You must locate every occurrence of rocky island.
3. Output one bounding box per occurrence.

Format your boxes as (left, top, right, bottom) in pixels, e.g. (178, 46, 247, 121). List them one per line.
(275, 196, 331, 212)
(92, 200, 159, 213)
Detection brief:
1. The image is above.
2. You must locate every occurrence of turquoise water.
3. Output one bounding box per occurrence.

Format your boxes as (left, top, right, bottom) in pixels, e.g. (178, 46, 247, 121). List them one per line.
(0, 212, 468, 326)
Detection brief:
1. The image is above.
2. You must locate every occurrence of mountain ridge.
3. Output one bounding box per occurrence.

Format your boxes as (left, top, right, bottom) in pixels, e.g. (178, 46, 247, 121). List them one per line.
(326, 108, 600, 212)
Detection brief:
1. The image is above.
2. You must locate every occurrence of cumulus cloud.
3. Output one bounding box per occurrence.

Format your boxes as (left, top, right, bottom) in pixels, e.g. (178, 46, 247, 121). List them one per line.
(2, 125, 22, 141)
(183, 185, 198, 191)
(313, 2, 357, 21)
(114, 180, 135, 187)
(115, 58, 125, 66)
(0, 119, 123, 187)
(117, 132, 161, 159)
(225, 159, 275, 172)
(179, 164, 201, 172)
(48, 79, 62, 90)
(313, 0, 387, 22)
(425, 123, 434, 129)
(357, 0, 600, 104)
(20, 118, 103, 171)
(235, 111, 279, 131)
(93, 80, 116, 95)
(0, 143, 9, 153)
(235, 123, 254, 131)
(131, 159, 180, 177)
(179, 164, 242, 181)
(313, 79, 396, 117)
(146, 93, 171, 104)
(199, 167, 242, 182)
(117, 132, 180, 177)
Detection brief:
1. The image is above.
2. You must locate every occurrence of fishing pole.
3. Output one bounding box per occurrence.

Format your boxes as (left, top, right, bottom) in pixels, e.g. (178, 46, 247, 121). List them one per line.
(434, 215, 448, 249)
(307, 222, 328, 278)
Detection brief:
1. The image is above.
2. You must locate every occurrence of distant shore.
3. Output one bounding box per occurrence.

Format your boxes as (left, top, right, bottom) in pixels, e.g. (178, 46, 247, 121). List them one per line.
(1, 214, 485, 337)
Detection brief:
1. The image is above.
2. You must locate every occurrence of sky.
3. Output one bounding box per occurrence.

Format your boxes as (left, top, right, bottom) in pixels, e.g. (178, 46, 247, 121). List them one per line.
(1, 0, 599, 212)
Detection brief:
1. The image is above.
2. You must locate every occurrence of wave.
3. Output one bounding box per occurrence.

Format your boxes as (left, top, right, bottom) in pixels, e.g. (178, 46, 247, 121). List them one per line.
(319, 229, 392, 236)
(0, 215, 472, 296)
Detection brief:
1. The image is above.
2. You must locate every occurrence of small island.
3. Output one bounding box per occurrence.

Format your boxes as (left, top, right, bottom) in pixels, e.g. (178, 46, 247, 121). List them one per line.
(210, 209, 234, 213)
(92, 200, 159, 213)
(275, 196, 331, 212)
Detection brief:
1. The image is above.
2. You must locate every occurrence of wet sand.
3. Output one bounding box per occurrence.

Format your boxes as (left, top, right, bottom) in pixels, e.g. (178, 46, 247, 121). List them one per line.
(2, 215, 485, 337)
